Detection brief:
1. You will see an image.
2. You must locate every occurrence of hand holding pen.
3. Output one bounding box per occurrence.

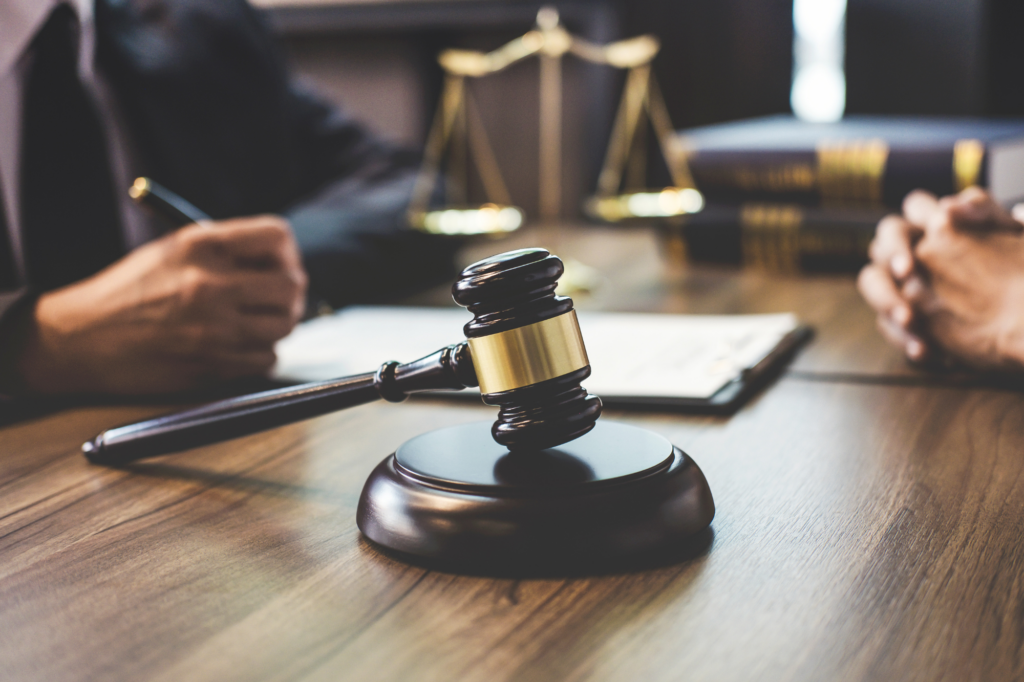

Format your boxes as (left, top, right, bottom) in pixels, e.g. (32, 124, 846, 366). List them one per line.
(15, 179, 308, 395)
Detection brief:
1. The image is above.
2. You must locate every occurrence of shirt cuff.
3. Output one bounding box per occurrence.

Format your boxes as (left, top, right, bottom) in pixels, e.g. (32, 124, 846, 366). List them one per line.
(0, 287, 35, 414)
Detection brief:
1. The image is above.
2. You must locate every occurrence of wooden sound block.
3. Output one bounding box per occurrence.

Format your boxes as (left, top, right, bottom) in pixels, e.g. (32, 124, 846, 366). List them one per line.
(357, 421, 715, 573)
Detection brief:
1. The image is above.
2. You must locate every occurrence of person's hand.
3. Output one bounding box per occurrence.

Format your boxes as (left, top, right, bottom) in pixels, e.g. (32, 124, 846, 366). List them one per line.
(857, 191, 936, 362)
(906, 189, 1024, 369)
(16, 215, 308, 395)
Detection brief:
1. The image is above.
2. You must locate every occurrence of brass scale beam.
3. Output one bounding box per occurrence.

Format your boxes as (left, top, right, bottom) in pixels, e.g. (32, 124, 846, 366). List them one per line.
(407, 7, 695, 231)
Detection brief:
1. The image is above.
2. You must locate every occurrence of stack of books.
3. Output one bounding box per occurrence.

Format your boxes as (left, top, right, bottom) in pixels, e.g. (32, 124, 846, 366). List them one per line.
(669, 115, 1024, 273)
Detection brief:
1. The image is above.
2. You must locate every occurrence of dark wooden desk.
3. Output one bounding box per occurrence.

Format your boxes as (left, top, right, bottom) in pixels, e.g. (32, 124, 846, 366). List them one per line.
(410, 224, 917, 379)
(3, 226, 1024, 681)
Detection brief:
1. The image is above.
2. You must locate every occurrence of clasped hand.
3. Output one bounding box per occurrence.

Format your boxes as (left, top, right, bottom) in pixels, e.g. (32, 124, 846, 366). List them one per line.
(18, 215, 308, 394)
(858, 187, 1024, 370)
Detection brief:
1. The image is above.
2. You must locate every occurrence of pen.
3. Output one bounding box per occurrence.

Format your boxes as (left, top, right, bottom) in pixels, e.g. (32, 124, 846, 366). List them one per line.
(129, 177, 211, 227)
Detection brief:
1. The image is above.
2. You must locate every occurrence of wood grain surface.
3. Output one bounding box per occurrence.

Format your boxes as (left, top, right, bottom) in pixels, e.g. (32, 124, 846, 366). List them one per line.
(405, 224, 918, 380)
(3, 378, 1024, 681)
(4, 226, 1024, 681)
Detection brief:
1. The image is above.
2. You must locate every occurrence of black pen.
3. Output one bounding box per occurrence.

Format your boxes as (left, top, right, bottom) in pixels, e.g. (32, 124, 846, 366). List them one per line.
(128, 177, 211, 227)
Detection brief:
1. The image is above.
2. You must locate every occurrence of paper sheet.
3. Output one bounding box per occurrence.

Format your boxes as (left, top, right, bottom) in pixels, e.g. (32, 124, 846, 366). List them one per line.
(274, 306, 800, 401)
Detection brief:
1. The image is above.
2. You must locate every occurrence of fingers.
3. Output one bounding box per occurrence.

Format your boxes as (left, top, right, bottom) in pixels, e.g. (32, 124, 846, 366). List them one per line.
(876, 314, 930, 363)
(233, 313, 298, 347)
(173, 217, 308, 320)
(869, 215, 922, 280)
(172, 312, 292, 359)
(219, 216, 304, 271)
(914, 188, 1019, 242)
(177, 216, 304, 271)
(858, 263, 913, 324)
(859, 263, 934, 361)
(945, 187, 1022, 234)
(914, 216, 956, 269)
(226, 269, 307, 319)
(902, 190, 939, 227)
(190, 278, 301, 346)
(177, 267, 301, 317)
(154, 216, 307, 382)
(898, 274, 939, 312)
(1011, 203, 1024, 225)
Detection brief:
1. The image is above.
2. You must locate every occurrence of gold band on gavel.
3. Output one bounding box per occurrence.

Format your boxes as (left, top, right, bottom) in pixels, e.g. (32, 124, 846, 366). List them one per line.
(468, 310, 590, 394)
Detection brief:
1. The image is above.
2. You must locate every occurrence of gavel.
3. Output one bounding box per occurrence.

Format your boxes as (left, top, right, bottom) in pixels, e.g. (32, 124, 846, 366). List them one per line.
(83, 248, 603, 464)
(83, 247, 714, 570)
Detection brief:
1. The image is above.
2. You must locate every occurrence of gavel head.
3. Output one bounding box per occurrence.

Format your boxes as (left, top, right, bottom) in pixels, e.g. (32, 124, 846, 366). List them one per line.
(452, 248, 603, 451)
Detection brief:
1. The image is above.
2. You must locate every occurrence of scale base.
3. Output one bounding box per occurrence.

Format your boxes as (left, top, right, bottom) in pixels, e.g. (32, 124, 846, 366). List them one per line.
(357, 421, 714, 573)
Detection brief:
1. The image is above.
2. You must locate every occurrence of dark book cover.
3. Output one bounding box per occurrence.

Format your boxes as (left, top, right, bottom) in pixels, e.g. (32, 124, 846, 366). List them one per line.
(678, 115, 1024, 208)
(672, 203, 887, 273)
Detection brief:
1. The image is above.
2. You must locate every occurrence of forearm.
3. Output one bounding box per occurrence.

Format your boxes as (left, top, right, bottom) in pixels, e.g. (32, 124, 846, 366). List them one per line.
(0, 286, 122, 396)
(17, 288, 111, 394)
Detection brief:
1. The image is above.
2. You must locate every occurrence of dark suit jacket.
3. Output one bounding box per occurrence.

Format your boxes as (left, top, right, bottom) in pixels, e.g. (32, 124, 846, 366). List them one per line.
(0, 0, 458, 410)
(87, 0, 454, 307)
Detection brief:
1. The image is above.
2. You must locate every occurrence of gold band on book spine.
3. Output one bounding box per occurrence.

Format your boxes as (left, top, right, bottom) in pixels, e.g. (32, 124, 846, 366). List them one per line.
(468, 311, 589, 394)
(816, 139, 889, 206)
(730, 164, 817, 192)
(740, 204, 803, 273)
(953, 139, 985, 192)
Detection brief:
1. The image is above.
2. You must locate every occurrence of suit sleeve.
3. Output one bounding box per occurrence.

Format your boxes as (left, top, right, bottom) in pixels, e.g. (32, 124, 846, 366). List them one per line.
(0, 185, 32, 406)
(98, 0, 460, 311)
(0, 290, 37, 414)
(274, 57, 459, 309)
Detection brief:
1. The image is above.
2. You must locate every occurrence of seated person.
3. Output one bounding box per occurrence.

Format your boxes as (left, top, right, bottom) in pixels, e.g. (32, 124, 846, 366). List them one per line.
(0, 0, 456, 398)
(858, 186, 1024, 370)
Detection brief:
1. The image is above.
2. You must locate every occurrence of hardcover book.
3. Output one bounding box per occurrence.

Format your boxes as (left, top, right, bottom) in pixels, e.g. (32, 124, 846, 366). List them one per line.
(670, 203, 887, 274)
(677, 115, 1024, 208)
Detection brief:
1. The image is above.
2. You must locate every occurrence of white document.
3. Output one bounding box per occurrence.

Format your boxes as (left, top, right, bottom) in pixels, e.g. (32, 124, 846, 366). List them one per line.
(274, 306, 800, 401)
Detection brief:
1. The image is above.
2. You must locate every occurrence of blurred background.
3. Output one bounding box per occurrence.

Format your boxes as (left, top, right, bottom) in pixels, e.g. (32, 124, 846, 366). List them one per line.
(253, 0, 1024, 220)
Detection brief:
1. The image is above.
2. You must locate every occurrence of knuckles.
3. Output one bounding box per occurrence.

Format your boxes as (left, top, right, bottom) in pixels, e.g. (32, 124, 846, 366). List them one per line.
(915, 217, 959, 266)
(178, 321, 223, 355)
(253, 214, 291, 232)
(174, 216, 300, 264)
(285, 265, 308, 295)
(869, 215, 910, 261)
(275, 266, 309, 320)
(876, 214, 906, 238)
(958, 186, 990, 207)
(261, 220, 291, 247)
(252, 215, 297, 250)
(174, 224, 219, 262)
(929, 210, 957, 237)
(877, 215, 909, 241)
(168, 219, 308, 351)
(178, 266, 226, 308)
(914, 227, 954, 266)
(902, 189, 936, 211)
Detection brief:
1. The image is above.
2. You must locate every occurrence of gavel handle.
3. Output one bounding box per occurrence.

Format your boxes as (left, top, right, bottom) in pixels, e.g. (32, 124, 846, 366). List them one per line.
(82, 343, 477, 466)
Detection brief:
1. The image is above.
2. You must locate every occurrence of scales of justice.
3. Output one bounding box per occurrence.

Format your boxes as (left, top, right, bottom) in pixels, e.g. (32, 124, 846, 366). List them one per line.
(81, 14, 714, 573)
(407, 6, 706, 240)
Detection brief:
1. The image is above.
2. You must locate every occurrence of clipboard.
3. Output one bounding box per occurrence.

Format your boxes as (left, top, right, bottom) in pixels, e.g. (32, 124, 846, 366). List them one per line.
(273, 306, 813, 414)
